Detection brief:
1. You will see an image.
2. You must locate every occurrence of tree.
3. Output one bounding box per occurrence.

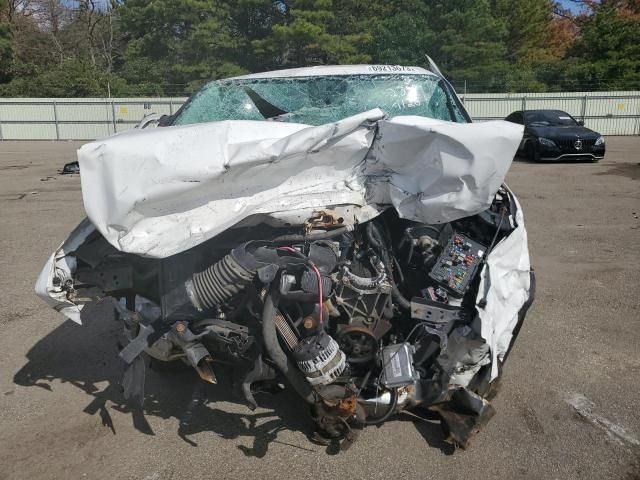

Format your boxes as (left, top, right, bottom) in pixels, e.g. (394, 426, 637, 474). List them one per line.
(1, 0, 639, 96)
(366, 0, 435, 66)
(0, 0, 12, 82)
(117, 0, 247, 94)
(490, 0, 561, 91)
(427, 0, 509, 90)
(559, 1, 640, 89)
(253, 0, 372, 68)
(0, 57, 132, 96)
(231, 0, 287, 72)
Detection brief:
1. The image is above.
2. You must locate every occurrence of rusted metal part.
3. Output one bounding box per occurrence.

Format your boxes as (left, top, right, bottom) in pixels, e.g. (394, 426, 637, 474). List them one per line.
(333, 395, 358, 417)
(304, 210, 345, 233)
(429, 387, 496, 449)
(339, 404, 366, 452)
(312, 384, 365, 449)
(194, 356, 218, 384)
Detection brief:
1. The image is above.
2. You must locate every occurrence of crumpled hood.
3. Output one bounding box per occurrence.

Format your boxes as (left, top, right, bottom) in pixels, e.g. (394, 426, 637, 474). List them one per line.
(78, 109, 523, 258)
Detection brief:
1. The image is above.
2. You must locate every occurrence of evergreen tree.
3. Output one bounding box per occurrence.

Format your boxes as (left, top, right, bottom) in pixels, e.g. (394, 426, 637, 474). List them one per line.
(429, 0, 509, 90)
(253, 0, 372, 67)
(367, 0, 435, 67)
(117, 0, 248, 93)
(569, 1, 640, 88)
(1, 0, 639, 96)
(0, 0, 13, 83)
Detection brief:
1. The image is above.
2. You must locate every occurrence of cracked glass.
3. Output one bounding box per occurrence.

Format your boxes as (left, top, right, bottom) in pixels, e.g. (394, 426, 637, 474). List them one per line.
(172, 74, 467, 126)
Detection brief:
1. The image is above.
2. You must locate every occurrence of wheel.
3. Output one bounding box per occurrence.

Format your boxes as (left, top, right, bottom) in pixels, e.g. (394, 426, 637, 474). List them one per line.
(524, 141, 539, 162)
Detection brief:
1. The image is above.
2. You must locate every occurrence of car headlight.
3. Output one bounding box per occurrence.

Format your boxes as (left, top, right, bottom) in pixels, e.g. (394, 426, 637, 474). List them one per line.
(538, 137, 557, 147)
(595, 136, 605, 146)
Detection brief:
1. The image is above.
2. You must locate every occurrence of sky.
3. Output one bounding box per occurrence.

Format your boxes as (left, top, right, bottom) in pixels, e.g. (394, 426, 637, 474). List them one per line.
(556, 0, 592, 14)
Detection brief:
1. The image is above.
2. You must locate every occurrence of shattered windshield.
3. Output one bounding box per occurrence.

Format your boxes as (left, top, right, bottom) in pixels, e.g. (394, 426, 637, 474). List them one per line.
(172, 74, 468, 126)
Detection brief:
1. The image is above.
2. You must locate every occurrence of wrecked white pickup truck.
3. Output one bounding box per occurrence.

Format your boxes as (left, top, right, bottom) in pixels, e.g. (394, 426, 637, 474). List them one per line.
(35, 64, 534, 450)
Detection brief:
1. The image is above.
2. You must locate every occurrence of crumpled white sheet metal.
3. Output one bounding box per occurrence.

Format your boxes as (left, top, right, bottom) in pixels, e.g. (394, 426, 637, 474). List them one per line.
(367, 116, 519, 224)
(437, 325, 491, 386)
(36, 110, 529, 382)
(78, 109, 523, 259)
(476, 193, 531, 379)
(34, 218, 96, 324)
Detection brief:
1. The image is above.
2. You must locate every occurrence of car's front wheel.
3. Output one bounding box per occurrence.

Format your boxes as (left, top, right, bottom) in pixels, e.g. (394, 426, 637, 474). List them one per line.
(524, 141, 539, 162)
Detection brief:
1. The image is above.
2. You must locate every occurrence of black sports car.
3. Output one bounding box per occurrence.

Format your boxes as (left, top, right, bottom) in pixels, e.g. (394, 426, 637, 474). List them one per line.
(505, 109, 605, 162)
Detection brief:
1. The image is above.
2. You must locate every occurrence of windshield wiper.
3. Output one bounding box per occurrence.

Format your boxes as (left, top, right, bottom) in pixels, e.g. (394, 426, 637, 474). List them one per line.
(243, 87, 289, 119)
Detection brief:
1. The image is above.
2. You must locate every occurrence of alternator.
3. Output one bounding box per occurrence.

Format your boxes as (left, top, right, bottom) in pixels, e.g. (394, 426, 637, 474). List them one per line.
(292, 331, 346, 386)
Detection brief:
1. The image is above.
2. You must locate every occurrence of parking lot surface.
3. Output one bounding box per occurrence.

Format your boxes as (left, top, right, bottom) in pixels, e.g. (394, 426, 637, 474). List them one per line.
(0, 138, 638, 480)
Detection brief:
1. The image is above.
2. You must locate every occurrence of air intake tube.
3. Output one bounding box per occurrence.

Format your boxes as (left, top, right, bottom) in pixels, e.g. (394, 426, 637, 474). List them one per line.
(161, 242, 301, 320)
(186, 243, 263, 311)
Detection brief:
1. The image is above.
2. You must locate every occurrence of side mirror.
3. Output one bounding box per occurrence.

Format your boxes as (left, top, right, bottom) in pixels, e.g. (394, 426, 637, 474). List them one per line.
(158, 114, 174, 127)
(577, 120, 585, 126)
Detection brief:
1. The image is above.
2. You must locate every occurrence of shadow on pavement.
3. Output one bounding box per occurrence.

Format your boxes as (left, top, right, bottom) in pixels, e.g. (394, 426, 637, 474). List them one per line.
(12, 302, 314, 457)
(13, 302, 452, 456)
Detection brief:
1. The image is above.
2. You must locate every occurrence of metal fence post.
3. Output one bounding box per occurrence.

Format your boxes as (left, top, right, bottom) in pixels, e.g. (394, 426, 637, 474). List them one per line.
(111, 100, 117, 134)
(522, 96, 527, 112)
(581, 95, 587, 125)
(169, 99, 174, 115)
(0, 108, 3, 141)
(53, 101, 60, 140)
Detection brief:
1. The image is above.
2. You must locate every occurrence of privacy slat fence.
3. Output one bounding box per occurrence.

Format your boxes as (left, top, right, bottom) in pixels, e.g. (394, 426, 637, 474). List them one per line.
(0, 91, 638, 140)
(0, 98, 184, 140)
(460, 91, 640, 136)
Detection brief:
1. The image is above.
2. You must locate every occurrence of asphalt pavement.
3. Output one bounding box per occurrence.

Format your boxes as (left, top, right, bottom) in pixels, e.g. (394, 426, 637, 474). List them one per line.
(0, 138, 638, 480)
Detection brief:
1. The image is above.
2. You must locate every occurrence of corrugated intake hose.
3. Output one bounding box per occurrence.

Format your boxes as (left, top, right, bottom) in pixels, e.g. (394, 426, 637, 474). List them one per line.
(185, 242, 306, 312)
(262, 288, 316, 404)
(190, 248, 256, 310)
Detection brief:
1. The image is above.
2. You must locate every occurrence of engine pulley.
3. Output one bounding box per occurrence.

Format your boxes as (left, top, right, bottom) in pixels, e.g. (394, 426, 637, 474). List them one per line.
(337, 326, 378, 364)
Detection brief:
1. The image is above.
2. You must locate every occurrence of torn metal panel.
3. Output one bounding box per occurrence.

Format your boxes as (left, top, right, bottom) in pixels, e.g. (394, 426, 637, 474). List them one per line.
(78, 110, 381, 258)
(77, 111, 522, 259)
(476, 192, 532, 379)
(34, 218, 96, 324)
(437, 326, 491, 387)
(367, 117, 521, 224)
(430, 387, 496, 448)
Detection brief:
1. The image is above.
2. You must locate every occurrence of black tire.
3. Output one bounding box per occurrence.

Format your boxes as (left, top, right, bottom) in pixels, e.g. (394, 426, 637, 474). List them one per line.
(524, 141, 539, 162)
